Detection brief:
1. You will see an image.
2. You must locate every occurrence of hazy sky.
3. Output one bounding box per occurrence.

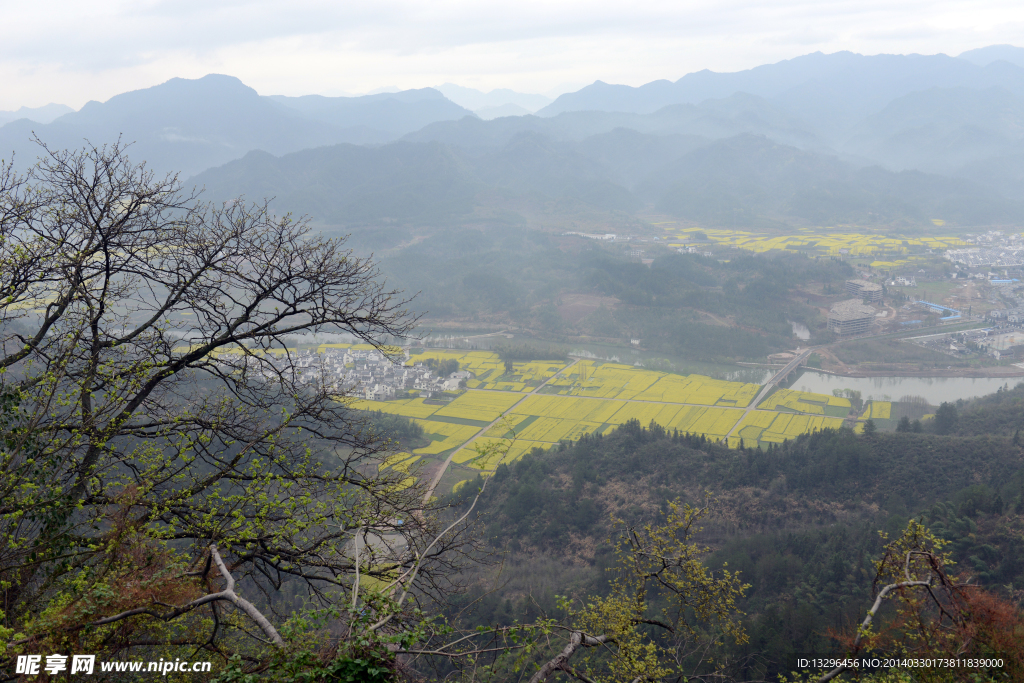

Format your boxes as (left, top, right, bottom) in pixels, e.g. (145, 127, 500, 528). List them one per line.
(1, 0, 1022, 110)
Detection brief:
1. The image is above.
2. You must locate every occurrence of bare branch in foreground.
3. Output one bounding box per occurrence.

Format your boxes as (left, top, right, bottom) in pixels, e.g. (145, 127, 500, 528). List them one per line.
(816, 550, 934, 683)
(528, 631, 612, 683)
(5, 545, 284, 650)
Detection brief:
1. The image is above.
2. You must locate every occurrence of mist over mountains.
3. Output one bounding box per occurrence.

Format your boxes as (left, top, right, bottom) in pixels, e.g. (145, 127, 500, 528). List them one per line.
(4, 47, 1024, 227)
(0, 75, 472, 176)
(0, 103, 74, 127)
(192, 131, 1021, 229)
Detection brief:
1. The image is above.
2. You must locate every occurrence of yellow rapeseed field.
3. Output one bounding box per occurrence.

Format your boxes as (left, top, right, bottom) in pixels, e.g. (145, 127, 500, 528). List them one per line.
(433, 391, 521, 423)
(663, 227, 966, 257)
(361, 349, 854, 492)
(860, 401, 892, 420)
(758, 388, 850, 413)
(510, 395, 626, 423)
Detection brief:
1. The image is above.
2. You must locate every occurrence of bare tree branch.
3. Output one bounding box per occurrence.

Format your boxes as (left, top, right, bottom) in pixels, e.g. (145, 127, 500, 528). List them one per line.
(528, 631, 612, 683)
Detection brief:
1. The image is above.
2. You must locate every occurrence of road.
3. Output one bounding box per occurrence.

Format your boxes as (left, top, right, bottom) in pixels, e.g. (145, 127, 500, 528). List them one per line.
(421, 358, 579, 503)
(422, 350, 834, 498)
(722, 348, 812, 443)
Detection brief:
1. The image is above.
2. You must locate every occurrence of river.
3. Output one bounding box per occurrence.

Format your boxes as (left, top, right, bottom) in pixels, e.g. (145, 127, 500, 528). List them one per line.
(788, 370, 1022, 404)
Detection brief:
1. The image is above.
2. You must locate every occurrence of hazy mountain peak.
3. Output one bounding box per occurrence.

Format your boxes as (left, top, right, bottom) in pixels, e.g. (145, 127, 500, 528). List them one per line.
(0, 103, 74, 126)
(958, 45, 1024, 68)
(0, 75, 474, 176)
(475, 103, 532, 120)
(434, 83, 552, 113)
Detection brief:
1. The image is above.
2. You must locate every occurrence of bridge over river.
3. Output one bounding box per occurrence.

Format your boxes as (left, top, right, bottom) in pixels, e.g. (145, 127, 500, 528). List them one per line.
(722, 348, 812, 443)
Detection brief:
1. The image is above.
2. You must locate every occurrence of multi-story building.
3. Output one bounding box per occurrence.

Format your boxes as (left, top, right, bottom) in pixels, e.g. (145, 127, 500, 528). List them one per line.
(827, 299, 876, 336)
(844, 279, 883, 303)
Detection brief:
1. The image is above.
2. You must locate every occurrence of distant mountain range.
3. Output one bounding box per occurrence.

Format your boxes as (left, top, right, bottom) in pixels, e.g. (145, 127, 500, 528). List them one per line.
(536, 51, 1024, 139)
(192, 129, 1023, 229)
(958, 45, 1024, 68)
(434, 84, 552, 114)
(0, 103, 74, 127)
(4, 47, 1024, 227)
(0, 75, 473, 175)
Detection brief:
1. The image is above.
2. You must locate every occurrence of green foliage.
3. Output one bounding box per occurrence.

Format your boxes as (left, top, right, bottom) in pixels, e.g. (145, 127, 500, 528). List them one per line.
(213, 647, 393, 683)
(0, 140, 433, 675)
(450, 416, 1024, 681)
(832, 338, 964, 366)
(424, 357, 460, 377)
(365, 410, 425, 445)
(580, 251, 847, 359)
(955, 382, 1024, 436)
(493, 344, 567, 362)
(933, 402, 960, 434)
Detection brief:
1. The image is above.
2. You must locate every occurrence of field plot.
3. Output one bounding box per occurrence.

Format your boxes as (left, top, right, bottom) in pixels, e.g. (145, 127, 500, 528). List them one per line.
(860, 401, 892, 420)
(515, 360, 569, 384)
(757, 411, 843, 444)
(633, 374, 760, 407)
(542, 361, 661, 399)
(678, 407, 743, 439)
(454, 438, 546, 469)
(759, 389, 850, 416)
(544, 362, 762, 406)
(517, 417, 605, 443)
(411, 350, 506, 384)
(415, 351, 567, 391)
(358, 349, 857, 492)
(605, 402, 685, 428)
(510, 395, 627, 424)
(379, 452, 418, 472)
(664, 227, 966, 258)
(432, 391, 521, 424)
(734, 411, 779, 443)
(413, 422, 480, 456)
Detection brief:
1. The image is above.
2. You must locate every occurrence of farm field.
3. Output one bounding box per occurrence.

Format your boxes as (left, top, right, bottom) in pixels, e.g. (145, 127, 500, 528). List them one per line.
(861, 401, 892, 420)
(544, 361, 761, 405)
(413, 349, 569, 390)
(664, 227, 966, 258)
(852, 401, 897, 433)
(367, 350, 862, 491)
(734, 411, 845, 445)
(758, 388, 851, 417)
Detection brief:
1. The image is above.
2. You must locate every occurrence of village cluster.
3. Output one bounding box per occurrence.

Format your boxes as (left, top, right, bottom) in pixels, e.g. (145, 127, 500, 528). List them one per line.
(945, 231, 1024, 270)
(216, 347, 465, 401)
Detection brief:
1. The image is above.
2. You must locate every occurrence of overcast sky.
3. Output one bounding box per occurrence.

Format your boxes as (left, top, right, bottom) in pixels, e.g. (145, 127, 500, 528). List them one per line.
(0, 0, 1022, 110)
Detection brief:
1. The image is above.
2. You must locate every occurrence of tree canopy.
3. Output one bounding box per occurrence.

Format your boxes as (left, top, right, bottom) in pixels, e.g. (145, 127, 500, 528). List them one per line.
(0, 141, 462, 670)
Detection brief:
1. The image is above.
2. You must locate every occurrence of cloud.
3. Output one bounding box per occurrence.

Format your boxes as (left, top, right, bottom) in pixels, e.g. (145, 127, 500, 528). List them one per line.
(1, 0, 1023, 109)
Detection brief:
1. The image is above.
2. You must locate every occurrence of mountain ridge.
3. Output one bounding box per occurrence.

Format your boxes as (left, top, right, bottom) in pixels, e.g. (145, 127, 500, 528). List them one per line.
(0, 74, 474, 176)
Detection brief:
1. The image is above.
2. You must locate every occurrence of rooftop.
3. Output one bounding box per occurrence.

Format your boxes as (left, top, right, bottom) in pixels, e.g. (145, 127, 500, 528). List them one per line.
(829, 299, 876, 321)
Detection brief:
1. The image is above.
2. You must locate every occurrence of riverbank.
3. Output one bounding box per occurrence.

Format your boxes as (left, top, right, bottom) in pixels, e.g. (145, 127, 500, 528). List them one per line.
(786, 369, 1023, 404)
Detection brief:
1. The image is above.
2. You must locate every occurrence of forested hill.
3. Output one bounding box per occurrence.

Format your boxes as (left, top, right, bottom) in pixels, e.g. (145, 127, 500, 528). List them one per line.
(447, 420, 1024, 680)
(954, 381, 1024, 437)
(193, 132, 1024, 228)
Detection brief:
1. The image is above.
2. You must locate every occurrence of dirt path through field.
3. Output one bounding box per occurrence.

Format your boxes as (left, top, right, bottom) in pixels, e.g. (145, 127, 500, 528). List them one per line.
(421, 358, 580, 504)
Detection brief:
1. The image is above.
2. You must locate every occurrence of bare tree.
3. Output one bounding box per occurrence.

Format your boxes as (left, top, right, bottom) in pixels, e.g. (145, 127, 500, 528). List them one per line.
(401, 497, 751, 683)
(0, 140, 478, 668)
(807, 520, 1024, 683)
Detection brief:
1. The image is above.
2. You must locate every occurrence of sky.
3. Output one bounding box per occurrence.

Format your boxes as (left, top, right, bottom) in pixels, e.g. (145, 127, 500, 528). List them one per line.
(1, 0, 1022, 110)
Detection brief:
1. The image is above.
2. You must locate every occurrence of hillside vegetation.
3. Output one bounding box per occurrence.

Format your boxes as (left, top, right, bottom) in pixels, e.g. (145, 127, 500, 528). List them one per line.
(445, 420, 1024, 680)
